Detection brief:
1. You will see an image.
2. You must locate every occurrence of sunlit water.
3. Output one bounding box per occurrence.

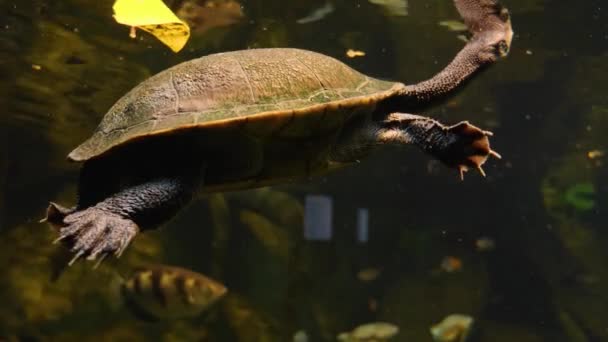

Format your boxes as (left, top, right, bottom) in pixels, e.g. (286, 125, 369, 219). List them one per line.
(0, 0, 606, 341)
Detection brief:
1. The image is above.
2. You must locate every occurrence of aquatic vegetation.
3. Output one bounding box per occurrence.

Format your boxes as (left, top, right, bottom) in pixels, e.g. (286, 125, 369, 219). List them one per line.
(369, 0, 408, 16)
(239, 209, 291, 261)
(430, 314, 474, 342)
(228, 188, 304, 228)
(293, 329, 309, 342)
(0, 220, 164, 335)
(222, 294, 280, 342)
(439, 20, 468, 32)
(337, 321, 399, 341)
(207, 193, 232, 277)
(564, 182, 595, 211)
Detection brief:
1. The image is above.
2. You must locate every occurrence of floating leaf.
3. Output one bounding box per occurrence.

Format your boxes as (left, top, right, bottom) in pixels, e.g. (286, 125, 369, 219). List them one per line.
(113, 0, 191, 52)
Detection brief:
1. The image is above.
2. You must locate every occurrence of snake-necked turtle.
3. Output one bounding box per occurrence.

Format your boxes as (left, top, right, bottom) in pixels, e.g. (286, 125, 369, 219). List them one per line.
(44, 0, 513, 263)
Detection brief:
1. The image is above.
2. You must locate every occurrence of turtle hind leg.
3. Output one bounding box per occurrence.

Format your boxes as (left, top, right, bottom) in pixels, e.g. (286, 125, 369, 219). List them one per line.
(56, 207, 140, 264)
(56, 176, 197, 265)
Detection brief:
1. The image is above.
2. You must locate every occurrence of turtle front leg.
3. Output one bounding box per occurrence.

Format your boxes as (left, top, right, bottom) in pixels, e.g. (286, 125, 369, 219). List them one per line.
(49, 177, 195, 264)
(376, 113, 500, 179)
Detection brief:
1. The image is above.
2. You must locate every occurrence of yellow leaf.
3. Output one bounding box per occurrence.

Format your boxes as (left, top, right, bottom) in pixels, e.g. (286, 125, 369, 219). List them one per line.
(113, 0, 190, 52)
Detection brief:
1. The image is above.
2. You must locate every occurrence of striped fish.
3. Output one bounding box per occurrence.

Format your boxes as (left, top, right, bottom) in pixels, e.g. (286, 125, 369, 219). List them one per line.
(121, 264, 227, 320)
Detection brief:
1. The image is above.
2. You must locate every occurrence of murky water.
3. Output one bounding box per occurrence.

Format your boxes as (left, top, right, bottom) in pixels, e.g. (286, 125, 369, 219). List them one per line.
(0, 0, 606, 341)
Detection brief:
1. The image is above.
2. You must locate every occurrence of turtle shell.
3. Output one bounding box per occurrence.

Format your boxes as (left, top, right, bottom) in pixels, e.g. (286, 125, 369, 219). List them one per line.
(69, 48, 403, 163)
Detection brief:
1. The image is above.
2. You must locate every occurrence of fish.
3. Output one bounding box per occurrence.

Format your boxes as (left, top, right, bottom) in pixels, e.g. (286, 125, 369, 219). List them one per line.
(121, 264, 227, 321)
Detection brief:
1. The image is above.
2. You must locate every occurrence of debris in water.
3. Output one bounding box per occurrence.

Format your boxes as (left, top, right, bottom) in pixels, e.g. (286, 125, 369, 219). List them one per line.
(296, 2, 334, 24)
(587, 149, 603, 159)
(357, 268, 381, 282)
(440, 256, 463, 273)
(346, 49, 366, 58)
(475, 237, 496, 252)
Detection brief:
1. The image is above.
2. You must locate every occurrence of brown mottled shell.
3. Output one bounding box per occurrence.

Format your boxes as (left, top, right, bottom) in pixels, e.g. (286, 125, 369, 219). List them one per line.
(69, 48, 403, 162)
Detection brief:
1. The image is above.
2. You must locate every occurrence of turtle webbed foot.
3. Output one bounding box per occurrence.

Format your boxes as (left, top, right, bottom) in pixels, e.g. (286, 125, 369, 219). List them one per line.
(55, 207, 139, 265)
(439, 121, 501, 180)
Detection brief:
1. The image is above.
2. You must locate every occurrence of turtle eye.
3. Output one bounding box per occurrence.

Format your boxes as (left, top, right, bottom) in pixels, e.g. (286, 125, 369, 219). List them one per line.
(496, 40, 509, 57)
(499, 8, 510, 22)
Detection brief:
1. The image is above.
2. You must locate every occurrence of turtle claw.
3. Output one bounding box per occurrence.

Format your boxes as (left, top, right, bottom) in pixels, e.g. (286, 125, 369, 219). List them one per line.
(458, 166, 466, 181)
(489, 149, 502, 159)
(68, 250, 85, 266)
(457, 164, 487, 180)
(55, 207, 139, 266)
(91, 252, 109, 269)
(477, 165, 487, 177)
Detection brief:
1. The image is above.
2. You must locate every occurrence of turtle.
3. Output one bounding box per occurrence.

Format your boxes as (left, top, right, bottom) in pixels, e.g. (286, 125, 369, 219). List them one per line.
(43, 0, 513, 264)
